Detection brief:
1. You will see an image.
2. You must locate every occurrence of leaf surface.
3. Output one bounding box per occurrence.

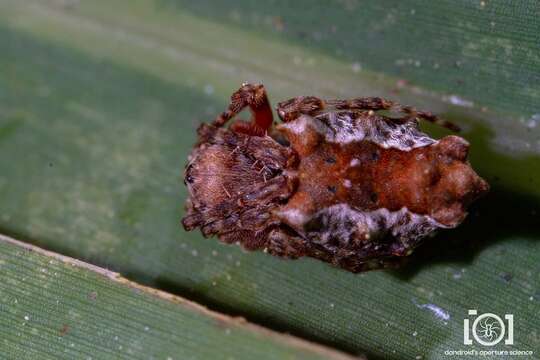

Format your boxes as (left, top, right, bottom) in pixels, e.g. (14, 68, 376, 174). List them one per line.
(0, 1, 538, 359)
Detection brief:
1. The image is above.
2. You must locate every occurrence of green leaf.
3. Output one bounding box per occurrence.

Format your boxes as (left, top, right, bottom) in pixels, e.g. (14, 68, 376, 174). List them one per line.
(0, 1, 539, 359)
(160, 0, 540, 120)
(0, 235, 354, 360)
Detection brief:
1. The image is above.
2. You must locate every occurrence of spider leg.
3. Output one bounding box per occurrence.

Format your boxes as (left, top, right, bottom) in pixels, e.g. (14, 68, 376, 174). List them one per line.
(212, 83, 274, 136)
(276, 96, 325, 122)
(327, 97, 460, 131)
(267, 227, 307, 258)
(230, 119, 266, 137)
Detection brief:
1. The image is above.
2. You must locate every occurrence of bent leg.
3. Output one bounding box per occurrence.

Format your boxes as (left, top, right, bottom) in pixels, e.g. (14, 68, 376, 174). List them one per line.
(213, 83, 274, 136)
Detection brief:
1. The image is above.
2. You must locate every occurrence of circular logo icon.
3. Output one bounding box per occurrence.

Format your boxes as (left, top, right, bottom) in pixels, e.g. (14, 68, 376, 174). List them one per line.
(472, 313, 506, 346)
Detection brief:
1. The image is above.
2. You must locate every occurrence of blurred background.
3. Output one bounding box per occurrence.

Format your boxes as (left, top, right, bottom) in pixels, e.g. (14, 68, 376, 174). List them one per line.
(0, 1, 538, 359)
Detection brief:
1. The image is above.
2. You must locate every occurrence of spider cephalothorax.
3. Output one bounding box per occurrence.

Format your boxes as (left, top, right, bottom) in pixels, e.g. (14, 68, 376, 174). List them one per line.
(182, 83, 488, 272)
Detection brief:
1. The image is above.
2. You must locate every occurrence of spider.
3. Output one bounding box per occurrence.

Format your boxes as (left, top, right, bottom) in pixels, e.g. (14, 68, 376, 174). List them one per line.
(478, 318, 501, 341)
(182, 83, 488, 272)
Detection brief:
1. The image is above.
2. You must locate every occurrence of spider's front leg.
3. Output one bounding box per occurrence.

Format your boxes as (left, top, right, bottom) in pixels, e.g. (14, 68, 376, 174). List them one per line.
(328, 97, 460, 131)
(276, 96, 325, 122)
(212, 83, 274, 136)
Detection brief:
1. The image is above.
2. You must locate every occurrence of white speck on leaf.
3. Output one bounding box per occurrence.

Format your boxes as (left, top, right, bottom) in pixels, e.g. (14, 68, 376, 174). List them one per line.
(204, 84, 214, 95)
(525, 114, 539, 129)
(445, 95, 474, 108)
(413, 300, 450, 324)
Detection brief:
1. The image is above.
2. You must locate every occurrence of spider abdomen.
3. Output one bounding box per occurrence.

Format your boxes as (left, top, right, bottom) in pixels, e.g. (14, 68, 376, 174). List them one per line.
(182, 84, 488, 272)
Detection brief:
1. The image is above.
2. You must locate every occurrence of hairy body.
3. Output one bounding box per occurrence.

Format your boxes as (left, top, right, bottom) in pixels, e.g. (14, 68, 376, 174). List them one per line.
(182, 84, 488, 272)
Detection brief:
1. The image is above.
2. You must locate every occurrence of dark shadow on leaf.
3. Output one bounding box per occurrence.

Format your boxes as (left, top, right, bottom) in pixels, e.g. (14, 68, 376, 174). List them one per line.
(393, 186, 540, 281)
